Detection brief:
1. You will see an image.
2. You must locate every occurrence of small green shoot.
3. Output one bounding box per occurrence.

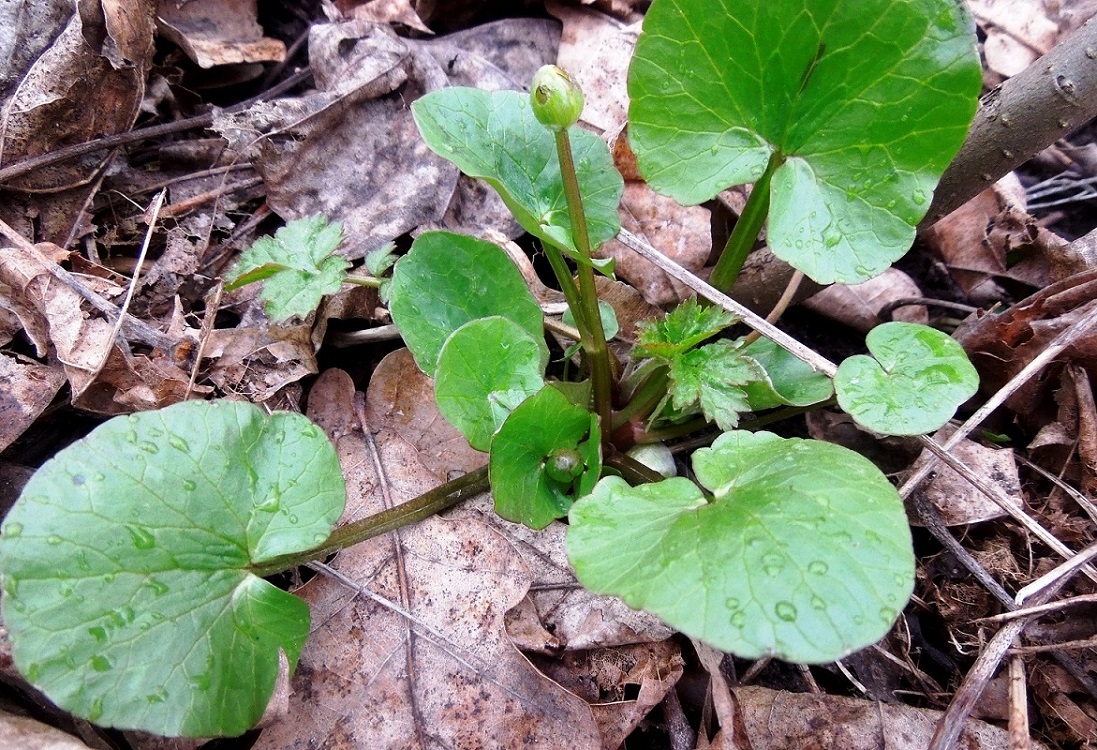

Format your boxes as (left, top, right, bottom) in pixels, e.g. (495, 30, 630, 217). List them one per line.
(225, 214, 350, 321)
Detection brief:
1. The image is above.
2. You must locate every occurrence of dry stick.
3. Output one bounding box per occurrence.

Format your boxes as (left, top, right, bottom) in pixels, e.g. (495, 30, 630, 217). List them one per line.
(0, 218, 180, 352)
(973, 593, 1097, 625)
(1015, 539, 1097, 604)
(1008, 656, 1031, 750)
(89, 190, 166, 382)
(0, 68, 313, 185)
(923, 15, 1097, 226)
(616, 228, 838, 377)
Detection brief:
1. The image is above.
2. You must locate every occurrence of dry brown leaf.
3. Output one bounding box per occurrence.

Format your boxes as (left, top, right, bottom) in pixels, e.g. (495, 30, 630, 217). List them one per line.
(535, 641, 684, 750)
(0, 710, 93, 750)
(0, 355, 64, 452)
(453, 494, 677, 650)
(547, 0, 638, 134)
(599, 182, 711, 307)
(364, 348, 487, 480)
(204, 323, 318, 403)
(922, 175, 1058, 299)
(955, 269, 1097, 417)
(907, 424, 1024, 526)
(802, 267, 928, 333)
(349, 0, 432, 33)
(254, 369, 600, 750)
(0, 0, 154, 242)
(156, 0, 285, 68)
(732, 686, 1045, 749)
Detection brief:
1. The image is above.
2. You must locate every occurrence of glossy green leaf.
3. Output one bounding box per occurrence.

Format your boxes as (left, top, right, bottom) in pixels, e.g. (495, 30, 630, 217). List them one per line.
(669, 340, 766, 430)
(0, 400, 345, 737)
(435, 316, 548, 451)
(742, 337, 834, 410)
(389, 231, 546, 375)
(628, 0, 981, 284)
(568, 431, 914, 663)
(835, 322, 978, 435)
(634, 297, 738, 360)
(490, 386, 601, 529)
(225, 215, 349, 321)
(412, 88, 623, 256)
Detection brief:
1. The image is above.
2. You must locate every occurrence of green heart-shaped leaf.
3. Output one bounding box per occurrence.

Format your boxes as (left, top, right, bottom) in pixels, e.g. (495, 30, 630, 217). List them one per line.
(835, 321, 978, 435)
(628, 0, 981, 283)
(0, 400, 345, 737)
(742, 337, 834, 411)
(490, 386, 601, 530)
(435, 316, 548, 451)
(412, 88, 623, 256)
(388, 231, 546, 375)
(568, 431, 913, 663)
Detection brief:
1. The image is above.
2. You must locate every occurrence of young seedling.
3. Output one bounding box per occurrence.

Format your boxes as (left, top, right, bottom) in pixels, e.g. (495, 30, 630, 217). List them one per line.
(0, 0, 986, 737)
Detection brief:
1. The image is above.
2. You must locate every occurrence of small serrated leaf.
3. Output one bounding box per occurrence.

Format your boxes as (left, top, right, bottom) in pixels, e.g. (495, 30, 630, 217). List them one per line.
(835, 322, 979, 435)
(226, 215, 349, 322)
(668, 340, 765, 430)
(635, 298, 739, 360)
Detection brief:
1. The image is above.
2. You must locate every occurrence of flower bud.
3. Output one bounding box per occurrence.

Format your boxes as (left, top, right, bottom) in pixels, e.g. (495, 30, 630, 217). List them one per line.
(530, 65, 584, 131)
(544, 447, 585, 483)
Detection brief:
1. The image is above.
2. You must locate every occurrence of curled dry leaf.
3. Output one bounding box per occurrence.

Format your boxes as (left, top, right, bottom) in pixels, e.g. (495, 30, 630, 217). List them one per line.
(204, 323, 318, 404)
(0, 355, 65, 453)
(0, 245, 197, 414)
(345, 0, 432, 34)
(534, 641, 684, 750)
(906, 424, 1024, 526)
(955, 269, 1097, 417)
(0, 0, 155, 242)
(922, 174, 1058, 300)
(254, 369, 600, 750)
(155, 0, 285, 68)
(802, 267, 928, 334)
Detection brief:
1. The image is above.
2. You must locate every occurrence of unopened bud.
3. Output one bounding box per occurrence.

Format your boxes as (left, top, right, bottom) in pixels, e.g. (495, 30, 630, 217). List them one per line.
(544, 447, 585, 483)
(530, 65, 584, 131)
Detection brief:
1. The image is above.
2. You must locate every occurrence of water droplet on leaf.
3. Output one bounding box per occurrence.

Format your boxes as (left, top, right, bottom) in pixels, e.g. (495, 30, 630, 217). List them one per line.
(775, 601, 797, 621)
(47, 535, 62, 545)
(90, 655, 113, 672)
(807, 560, 828, 575)
(4, 522, 23, 537)
(126, 525, 156, 550)
(168, 436, 189, 452)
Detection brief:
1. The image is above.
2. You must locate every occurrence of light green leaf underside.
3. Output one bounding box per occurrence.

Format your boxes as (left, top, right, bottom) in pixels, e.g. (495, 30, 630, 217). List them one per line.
(742, 336, 834, 410)
(412, 88, 623, 254)
(0, 400, 345, 737)
(388, 231, 546, 376)
(568, 431, 914, 663)
(835, 321, 979, 435)
(490, 386, 600, 530)
(435, 316, 548, 452)
(628, 0, 982, 283)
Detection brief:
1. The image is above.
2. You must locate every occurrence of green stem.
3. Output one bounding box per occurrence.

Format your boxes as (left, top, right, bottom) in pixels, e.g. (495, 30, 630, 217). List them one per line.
(611, 365, 669, 432)
(635, 417, 711, 445)
(709, 152, 783, 293)
(553, 128, 613, 446)
(250, 466, 489, 577)
(344, 274, 383, 288)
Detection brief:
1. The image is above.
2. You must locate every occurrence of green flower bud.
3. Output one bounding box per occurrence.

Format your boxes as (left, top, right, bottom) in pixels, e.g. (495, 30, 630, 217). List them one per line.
(544, 447, 585, 483)
(530, 65, 584, 131)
